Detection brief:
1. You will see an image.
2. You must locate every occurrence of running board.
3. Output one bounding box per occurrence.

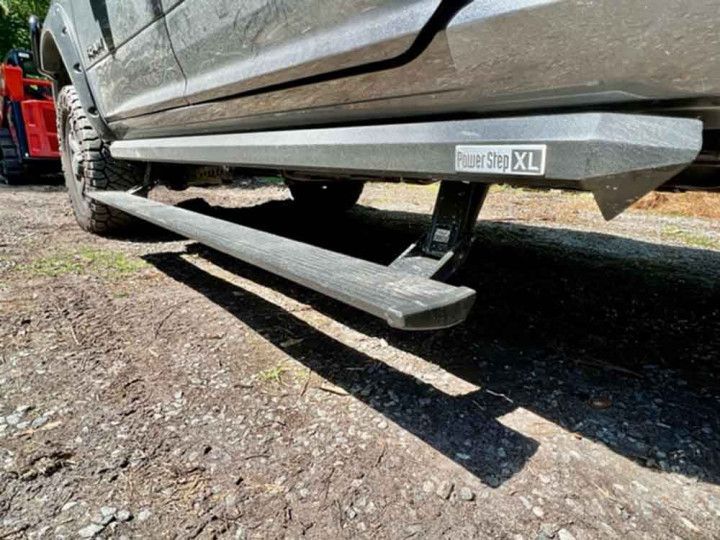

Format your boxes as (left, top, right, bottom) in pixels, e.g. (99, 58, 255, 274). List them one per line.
(110, 113, 703, 219)
(89, 192, 475, 330)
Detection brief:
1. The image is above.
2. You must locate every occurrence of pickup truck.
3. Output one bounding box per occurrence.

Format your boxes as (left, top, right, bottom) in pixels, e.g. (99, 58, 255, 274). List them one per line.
(35, 0, 719, 330)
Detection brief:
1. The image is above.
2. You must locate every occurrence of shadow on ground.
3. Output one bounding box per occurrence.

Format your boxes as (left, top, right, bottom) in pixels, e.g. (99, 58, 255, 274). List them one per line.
(0, 179, 63, 190)
(143, 199, 720, 487)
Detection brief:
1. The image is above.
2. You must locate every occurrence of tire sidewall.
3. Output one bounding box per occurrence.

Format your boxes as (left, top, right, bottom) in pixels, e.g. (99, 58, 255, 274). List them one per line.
(60, 110, 93, 229)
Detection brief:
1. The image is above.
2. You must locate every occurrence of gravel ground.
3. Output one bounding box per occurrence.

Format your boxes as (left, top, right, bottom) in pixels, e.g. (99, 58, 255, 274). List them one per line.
(1, 181, 719, 539)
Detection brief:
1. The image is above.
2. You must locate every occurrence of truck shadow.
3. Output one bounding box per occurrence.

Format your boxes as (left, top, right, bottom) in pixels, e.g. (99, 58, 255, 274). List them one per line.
(145, 250, 539, 487)
(144, 198, 720, 486)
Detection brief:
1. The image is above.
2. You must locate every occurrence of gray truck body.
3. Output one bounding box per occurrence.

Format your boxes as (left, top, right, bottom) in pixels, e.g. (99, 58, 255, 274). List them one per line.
(39, 0, 720, 138)
(35, 0, 720, 328)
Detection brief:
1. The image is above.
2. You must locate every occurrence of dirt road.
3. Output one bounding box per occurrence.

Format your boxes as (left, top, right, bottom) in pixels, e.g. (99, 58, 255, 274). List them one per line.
(1, 182, 719, 539)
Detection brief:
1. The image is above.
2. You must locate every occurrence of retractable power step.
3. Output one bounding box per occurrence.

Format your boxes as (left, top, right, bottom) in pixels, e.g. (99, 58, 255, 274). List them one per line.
(89, 191, 476, 330)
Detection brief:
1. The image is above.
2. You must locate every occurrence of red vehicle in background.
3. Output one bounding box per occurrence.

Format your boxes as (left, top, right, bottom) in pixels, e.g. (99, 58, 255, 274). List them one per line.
(0, 48, 59, 184)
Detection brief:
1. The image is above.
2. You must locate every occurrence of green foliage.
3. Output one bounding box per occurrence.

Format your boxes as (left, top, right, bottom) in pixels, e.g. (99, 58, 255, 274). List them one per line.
(662, 226, 720, 251)
(22, 247, 148, 279)
(0, 0, 51, 54)
(257, 365, 290, 385)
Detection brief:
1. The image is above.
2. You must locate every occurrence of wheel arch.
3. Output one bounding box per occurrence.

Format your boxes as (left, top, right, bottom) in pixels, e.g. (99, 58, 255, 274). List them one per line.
(39, 3, 116, 141)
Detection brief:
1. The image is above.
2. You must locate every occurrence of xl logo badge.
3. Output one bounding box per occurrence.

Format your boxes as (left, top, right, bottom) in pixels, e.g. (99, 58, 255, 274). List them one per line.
(512, 149, 543, 174)
(455, 145, 547, 177)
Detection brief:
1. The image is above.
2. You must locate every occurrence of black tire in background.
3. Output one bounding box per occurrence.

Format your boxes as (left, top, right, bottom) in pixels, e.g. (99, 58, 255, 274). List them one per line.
(287, 179, 365, 213)
(56, 86, 145, 235)
(0, 128, 23, 185)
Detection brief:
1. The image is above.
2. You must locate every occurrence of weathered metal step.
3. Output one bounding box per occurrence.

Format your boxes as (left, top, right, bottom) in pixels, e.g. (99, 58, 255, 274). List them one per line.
(89, 191, 476, 330)
(109, 113, 703, 219)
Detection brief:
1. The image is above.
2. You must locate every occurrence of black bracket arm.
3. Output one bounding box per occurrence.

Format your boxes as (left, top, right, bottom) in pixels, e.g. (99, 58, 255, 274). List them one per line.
(390, 181, 489, 280)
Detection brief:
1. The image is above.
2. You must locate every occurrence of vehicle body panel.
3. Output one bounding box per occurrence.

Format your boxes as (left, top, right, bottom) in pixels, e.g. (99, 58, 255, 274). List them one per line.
(72, 0, 163, 66)
(84, 20, 187, 120)
(37, 0, 186, 127)
(109, 0, 720, 139)
(165, 0, 442, 104)
(161, 0, 183, 11)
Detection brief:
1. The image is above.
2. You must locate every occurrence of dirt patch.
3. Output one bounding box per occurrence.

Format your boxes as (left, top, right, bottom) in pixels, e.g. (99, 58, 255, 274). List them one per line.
(634, 191, 720, 220)
(1, 182, 719, 539)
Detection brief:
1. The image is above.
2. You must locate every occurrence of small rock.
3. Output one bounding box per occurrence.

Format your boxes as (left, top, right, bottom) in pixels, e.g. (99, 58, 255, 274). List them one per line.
(422, 480, 435, 494)
(100, 506, 117, 518)
(61, 501, 78, 512)
(458, 487, 475, 501)
(680, 517, 699, 532)
(116, 510, 132, 522)
(31, 416, 49, 429)
(377, 421, 388, 430)
(486, 475, 501, 488)
(346, 508, 357, 520)
(5, 413, 21, 426)
(589, 396, 612, 410)
(532, 506, 545, 518)
(93, 513, 114, 527)
(93, 506, 117, 525)
(557, 529, 576, 540)
(16, 405, 31, 414)
(436, 481, 454, 500)
(280, 338, 305, 348)
(631, 481, 649, 493)
(540, 523, 559, 537)
(78, 523, 105, 538)
(137, 509, 152, 522)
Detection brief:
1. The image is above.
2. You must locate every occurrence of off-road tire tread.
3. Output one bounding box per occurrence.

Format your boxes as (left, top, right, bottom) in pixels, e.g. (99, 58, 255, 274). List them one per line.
(57, 86, 144, 234)
(0, 128, 23, 184)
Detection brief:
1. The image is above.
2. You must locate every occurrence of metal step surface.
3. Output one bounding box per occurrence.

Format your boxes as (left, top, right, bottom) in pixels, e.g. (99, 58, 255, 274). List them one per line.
(89, 191, 476, 330)
(110, 113, 703, 219)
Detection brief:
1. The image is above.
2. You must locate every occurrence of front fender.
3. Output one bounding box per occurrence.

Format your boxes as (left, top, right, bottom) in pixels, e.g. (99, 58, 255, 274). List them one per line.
(39, 2, 115, 140)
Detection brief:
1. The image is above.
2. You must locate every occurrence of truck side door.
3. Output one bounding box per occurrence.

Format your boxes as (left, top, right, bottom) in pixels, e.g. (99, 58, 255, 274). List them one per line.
(164, 0, 442, 105)
(72, 0, 187, 120)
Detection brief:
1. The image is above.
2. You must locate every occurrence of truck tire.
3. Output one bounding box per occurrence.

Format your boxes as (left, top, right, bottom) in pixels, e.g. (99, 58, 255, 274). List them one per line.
(0, 128, 23, 185)
(57, 86, 144, 235)
(287, 180, 364, 212)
